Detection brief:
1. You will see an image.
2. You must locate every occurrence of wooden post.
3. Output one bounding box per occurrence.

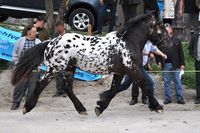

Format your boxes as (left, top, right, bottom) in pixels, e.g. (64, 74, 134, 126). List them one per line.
(87, 23, 92, 36)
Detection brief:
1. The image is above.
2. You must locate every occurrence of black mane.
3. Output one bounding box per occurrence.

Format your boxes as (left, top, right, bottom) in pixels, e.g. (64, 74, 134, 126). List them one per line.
(116, 14, 151, 38)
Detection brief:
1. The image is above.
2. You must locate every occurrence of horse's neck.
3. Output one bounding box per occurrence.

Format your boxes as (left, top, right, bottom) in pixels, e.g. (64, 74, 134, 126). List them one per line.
(125, 35, 148, 52)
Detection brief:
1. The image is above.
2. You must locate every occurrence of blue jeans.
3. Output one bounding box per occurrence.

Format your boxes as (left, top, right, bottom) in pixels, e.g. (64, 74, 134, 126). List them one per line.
(162, 63, 184, 101)
(117, 67, 155, 94)
(96, 4, 116, 32)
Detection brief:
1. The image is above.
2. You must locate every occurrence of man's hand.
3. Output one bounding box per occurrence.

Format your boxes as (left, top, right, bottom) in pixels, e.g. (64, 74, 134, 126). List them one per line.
(162, 54, 167, 59)
(180, 65, 185, 70)
(179, 0, 184, 17)
(158, 62, 162, 70)
(100, 0, 104, 6)
(180, 9, 183, 17)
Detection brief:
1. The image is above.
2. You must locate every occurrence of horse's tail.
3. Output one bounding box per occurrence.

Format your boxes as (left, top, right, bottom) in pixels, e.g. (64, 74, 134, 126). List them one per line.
(11, 40, 50, 86)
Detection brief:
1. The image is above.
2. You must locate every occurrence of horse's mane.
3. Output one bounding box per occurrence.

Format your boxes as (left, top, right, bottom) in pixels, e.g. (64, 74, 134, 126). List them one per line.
(116, 14, 151, 38)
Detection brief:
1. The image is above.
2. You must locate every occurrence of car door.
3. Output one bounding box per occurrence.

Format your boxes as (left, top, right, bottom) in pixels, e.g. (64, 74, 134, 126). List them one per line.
(4, 0, 60, 12)
(0, 0, 4, 6)
(3, 0, 44, 12)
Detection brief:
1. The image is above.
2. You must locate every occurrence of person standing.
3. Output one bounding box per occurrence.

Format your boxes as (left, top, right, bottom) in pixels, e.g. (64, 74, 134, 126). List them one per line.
(188, 30, 200, 104)
(119, 0, 141, 23)
(163, 0, 176, 25)
(180, 0, 199, 33)
(22, 15, 49, 41)
(117, 41, 167, 105)
(52, 21, 69, 97)
(52, 21, 66, 38)
(158, 24, 185, 104)
(11, 25, 41, 110)
(94, 0, 118, 34)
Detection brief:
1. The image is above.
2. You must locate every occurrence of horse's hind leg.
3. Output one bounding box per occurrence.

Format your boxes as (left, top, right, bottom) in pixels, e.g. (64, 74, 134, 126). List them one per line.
(64, 71, 87, 115)
(23, 70, 54, 114)
(95, 74, 124, 116)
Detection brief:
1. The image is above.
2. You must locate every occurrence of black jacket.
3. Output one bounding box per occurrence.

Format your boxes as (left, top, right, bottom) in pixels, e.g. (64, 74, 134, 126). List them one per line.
(157, 37, 185, 69)
(188, 31, 200, 59)
(143, 0, 159, 10)
(143, 0, 159, 20)
(119, 0, 141, 5)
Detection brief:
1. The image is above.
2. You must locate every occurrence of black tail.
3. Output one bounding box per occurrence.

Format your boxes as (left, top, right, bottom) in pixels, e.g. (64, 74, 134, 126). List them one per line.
(11, 41, 50, 85)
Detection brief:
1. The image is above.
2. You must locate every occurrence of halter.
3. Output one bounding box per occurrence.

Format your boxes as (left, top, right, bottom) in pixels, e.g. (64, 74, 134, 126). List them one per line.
(147, 19, 167, 47)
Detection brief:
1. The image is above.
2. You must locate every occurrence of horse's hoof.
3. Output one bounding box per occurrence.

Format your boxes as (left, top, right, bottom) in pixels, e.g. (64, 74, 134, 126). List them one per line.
(23, 107, 27, 115)
(157, 109, 163, 113)
(95, 107, 102, 117)
(150, 105, 164, 113)
(79, 111, 88, 115)
(156, 105, 163, 113)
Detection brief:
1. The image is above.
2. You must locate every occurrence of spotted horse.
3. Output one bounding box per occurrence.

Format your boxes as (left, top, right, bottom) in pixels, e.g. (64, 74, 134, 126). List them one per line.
(11, 14, 166, 116)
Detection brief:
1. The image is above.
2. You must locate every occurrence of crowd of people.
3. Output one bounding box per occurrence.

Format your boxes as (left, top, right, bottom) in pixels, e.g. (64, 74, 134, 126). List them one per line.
(10, 0, 200, 110)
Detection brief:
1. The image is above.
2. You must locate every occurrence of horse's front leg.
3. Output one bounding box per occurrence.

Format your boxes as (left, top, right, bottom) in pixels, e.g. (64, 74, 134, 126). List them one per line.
(138, 67, 163, 112)
(64, 71, 87, 115)
(140, 82, 163, 112)
(23, 71, 54, 114)
(95, 74, 124, 116)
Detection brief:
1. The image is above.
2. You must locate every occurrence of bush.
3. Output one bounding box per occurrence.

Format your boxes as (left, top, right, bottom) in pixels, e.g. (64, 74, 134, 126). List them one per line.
(181, 42, 195, 89)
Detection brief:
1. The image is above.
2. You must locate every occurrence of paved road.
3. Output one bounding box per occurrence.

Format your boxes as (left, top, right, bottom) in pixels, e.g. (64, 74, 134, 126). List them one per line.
(0, 109, 200, 133)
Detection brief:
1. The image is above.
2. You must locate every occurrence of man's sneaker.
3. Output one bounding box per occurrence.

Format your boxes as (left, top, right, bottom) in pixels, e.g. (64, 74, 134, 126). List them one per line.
(177, 99, 185, 104)
(10, 103, 19, 110)
(194, 97, 200, 104)
(163, 99, 172, 104)
(129, 99, 138, 105)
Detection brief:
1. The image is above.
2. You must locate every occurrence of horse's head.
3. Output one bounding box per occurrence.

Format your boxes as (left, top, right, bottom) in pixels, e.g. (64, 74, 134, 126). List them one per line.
(146, 14, 167, 47)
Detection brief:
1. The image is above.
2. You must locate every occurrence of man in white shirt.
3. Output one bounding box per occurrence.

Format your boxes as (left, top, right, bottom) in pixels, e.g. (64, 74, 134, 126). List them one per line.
(116, 41, 167, 105)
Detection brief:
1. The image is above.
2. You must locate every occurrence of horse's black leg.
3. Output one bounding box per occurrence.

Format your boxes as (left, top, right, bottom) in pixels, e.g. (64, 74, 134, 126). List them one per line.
(140, 82, 163, 112)
(95, 74, 124, 116)
(64, 71, 87, 115)
(138, 67, 163, 112)
(23, 71, 54, 114)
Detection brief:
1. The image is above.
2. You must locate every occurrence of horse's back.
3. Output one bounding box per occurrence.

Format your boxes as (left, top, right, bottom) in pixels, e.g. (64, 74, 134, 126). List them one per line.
(44, 33, 111, 74)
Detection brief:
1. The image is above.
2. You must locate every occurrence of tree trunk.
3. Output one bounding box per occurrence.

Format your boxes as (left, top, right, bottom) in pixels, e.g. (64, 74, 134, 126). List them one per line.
(45, 0, 54, 35)
(56, 0, 69, 22)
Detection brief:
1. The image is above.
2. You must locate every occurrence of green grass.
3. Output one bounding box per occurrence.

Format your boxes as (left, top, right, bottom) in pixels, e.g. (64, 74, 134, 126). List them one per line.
(181, 42, 196, 89)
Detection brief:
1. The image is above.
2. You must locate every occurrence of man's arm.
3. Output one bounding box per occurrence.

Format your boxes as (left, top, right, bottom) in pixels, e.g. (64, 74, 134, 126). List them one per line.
(12, 40, 20, 64)
(154, 48, 167, 59)
(180, 0, 184, 16)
